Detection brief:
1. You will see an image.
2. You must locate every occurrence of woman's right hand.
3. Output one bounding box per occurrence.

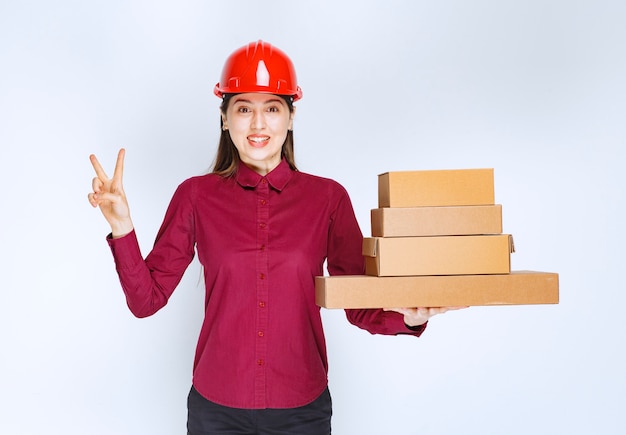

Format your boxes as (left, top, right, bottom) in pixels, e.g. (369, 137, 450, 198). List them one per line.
(88, 148, 134, 238)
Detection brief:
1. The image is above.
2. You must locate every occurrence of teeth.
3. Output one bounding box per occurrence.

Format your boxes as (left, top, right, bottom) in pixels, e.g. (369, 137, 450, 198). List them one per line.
(249, 137, 269, 143)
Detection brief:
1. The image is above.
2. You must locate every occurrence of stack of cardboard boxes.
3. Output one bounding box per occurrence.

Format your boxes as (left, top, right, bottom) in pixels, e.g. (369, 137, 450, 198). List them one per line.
(315, 169, 559, 309)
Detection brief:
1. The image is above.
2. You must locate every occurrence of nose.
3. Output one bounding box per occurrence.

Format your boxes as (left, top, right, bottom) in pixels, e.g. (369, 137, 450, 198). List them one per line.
(251, 110, 265, 130)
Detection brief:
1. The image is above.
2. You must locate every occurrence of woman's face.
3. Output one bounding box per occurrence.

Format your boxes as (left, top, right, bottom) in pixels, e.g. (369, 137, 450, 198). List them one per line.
(223, 93, 295, 175)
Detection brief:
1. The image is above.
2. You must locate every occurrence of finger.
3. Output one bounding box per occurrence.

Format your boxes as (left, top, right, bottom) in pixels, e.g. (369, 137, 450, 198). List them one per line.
(93, 191, 122, 204)
(112, 148, 125, 183)
(383, 307, 401, 312)
(386, 307, 414, 316)
(92, 176, 103, 193)
(88, 191, 107, 207)
(87, 192, 98, 207)
(89, 154, 109, 180)
(437, 306, 468, 313)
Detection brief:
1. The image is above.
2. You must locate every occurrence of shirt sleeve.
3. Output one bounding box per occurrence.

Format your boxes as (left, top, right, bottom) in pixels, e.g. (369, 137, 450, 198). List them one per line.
(326, 185, 426, 337)
(107, 179, 196, 318)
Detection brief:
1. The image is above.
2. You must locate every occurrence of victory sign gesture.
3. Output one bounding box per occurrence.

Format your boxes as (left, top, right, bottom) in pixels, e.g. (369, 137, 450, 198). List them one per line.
(88, 148, 134, 238)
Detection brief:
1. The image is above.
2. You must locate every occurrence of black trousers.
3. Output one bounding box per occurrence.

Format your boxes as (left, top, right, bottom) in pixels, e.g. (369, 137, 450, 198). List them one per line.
(187, 386, 332, 435)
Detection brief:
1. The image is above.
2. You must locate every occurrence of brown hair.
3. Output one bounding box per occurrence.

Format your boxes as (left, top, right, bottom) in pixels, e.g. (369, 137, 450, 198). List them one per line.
(211, 94, 297, 177)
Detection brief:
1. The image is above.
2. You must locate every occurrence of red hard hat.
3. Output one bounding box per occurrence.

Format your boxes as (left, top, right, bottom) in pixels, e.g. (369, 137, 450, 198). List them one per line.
(214, 40, 303, 101)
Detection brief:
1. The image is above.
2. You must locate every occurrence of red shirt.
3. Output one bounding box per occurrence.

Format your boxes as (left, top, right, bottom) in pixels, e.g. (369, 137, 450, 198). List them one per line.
(107, 159, 425, 409)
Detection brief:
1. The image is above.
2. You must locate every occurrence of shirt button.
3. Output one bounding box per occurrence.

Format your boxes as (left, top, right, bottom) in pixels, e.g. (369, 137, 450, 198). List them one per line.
(260, 244, 265, 251)
(259, 273, 265, 280)
(260, 199, 267, 205)
(258, 331, 264, 337)
(259, 223, 266, 229)
(259, 301, 265, 308)
(261, 179, 267, 185)
(257, 359, 264, 366)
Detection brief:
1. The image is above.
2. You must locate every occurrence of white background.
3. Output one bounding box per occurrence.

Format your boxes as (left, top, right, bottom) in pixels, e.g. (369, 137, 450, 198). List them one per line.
(1, 1, 624, 434)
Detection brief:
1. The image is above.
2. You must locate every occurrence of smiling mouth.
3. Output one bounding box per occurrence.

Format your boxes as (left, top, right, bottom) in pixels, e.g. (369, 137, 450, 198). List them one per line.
(248, 136, 270, 145)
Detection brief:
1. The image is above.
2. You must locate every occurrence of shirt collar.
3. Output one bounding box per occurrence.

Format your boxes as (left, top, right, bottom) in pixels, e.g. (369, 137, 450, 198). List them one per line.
(235, 159, 294, 192)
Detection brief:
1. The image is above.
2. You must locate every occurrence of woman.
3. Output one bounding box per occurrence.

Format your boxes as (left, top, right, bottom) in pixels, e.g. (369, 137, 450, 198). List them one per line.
(88, 40, 457, 434)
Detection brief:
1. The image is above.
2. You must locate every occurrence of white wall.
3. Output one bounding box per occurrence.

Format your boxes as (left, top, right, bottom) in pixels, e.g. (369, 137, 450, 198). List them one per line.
(1, 1, 624, 434)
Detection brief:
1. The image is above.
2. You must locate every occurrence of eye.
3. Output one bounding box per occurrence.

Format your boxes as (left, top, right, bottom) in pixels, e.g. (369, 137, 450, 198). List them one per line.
(267, 106, 280, 113)
(237, 106, 251, 113)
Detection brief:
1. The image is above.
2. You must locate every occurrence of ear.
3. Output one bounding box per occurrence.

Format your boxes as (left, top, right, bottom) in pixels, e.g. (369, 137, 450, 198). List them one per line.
(288, 106, 296, 131)
(221, 114, 228, 131)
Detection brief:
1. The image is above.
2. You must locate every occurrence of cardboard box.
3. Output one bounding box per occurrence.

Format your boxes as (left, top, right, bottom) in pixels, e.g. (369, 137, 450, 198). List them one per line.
(371, 205, 503, 237)
(315, 271, 559, 308)
(363, 235, 513, 276)
(378, 169, 495, 208)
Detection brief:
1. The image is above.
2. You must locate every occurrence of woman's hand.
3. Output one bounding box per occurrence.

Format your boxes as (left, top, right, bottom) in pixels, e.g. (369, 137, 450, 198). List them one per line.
(88, 148, 134, 238)
(384, 306, 468, 327)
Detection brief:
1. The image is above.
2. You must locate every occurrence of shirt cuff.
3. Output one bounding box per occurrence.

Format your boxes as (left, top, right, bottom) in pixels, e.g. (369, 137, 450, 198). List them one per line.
(405, 322, 427, 332)
(383, 310, 427, 336)
(106, 230, 144, 270)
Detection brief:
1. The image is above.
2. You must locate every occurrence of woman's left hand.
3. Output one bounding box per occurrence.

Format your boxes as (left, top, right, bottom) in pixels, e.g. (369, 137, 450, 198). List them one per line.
(384, 306, 468, 327)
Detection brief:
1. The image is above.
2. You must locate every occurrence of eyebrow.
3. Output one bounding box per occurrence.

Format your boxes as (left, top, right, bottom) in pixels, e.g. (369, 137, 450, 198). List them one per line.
(232, 97, 285, 105)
